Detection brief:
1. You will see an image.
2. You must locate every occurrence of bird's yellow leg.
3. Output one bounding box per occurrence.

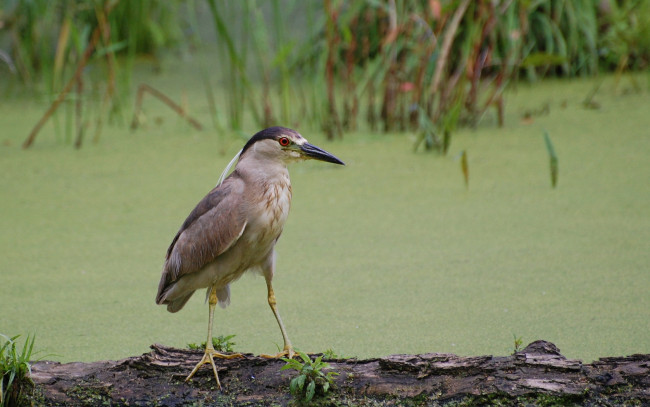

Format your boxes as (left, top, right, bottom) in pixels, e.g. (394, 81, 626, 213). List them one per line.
(260, 282, 295, 359)
(185, 285, 243, 388)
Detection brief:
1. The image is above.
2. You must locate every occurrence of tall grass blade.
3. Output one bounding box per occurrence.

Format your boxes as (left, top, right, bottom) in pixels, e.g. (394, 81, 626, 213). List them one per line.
(460, 150, 469, 189)
(205, 0, 260, 130)
(1, 334, 38, 406)
(543, 130, 559, 188)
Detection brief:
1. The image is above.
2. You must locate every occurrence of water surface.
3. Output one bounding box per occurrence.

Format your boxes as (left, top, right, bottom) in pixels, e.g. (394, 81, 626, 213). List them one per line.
(1, 74, 648, 363)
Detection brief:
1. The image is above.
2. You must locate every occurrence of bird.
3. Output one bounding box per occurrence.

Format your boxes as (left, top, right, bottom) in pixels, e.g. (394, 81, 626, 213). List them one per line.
(155, 126, 344, 389)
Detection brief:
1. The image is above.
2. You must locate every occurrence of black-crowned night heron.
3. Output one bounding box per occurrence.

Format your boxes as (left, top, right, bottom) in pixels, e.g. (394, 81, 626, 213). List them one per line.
(155, 126, 344, 388)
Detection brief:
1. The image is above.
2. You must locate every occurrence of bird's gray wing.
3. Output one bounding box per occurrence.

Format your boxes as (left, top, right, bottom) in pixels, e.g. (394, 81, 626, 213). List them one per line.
(156, 175, 246, 303)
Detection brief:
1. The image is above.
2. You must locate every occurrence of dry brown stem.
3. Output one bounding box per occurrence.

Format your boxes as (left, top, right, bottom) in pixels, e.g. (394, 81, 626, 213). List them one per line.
(130, 84, 203, 131)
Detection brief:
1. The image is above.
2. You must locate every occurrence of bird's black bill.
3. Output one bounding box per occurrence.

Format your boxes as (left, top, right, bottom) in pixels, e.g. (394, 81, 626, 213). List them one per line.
(300, 143, 345, 165)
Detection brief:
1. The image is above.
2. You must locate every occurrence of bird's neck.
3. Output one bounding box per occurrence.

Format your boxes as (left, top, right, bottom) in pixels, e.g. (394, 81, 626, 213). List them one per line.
(236, 156, 291, 188)
(236, 156, 293, 234)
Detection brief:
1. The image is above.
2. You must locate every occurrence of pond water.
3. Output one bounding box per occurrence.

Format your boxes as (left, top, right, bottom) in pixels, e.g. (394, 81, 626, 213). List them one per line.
(1, 70, 648, 363)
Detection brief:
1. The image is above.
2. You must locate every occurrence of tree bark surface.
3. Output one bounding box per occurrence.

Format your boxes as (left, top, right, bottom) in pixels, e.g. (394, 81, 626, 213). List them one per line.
(28, 340, 650, 406)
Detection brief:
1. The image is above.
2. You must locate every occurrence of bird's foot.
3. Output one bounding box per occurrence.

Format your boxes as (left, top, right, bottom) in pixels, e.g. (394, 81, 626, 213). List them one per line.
(185, 350, 244, 389)
(260, 346, 295, 359)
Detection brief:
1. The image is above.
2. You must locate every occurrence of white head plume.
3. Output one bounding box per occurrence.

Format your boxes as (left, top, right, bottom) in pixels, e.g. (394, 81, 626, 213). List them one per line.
(216, 149, 242, 187)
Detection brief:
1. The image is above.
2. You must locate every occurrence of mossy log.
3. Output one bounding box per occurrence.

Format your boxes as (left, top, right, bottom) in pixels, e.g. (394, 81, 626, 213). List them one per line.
(27, 340, 649, 406)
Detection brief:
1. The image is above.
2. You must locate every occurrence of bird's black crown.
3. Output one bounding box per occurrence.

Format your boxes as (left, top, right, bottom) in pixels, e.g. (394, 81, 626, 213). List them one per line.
(241, 126, 298, 155)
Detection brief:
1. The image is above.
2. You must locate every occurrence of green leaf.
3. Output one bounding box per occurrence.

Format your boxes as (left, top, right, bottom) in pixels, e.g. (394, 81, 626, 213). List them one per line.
(289, 376, 299, 394)
(295, 373, 306, 391)
(298, 351, 311, 365)
(521, 52, 567, 68)
(94, 41, 128, 58)
(281, 359, 303, 371)
(305, 380, 316, 402)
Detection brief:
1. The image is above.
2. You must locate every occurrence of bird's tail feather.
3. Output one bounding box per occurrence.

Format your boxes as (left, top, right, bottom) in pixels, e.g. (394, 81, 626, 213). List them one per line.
(165, 291, 194, 313)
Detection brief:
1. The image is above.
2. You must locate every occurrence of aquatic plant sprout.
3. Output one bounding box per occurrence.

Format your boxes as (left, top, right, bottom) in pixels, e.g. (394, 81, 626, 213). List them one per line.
(216, 148, 242, 187)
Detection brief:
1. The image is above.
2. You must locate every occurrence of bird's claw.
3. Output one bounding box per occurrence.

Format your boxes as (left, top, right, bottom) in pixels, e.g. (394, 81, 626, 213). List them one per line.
(185, 350, 245, 389)
(260, 346, 295, 359)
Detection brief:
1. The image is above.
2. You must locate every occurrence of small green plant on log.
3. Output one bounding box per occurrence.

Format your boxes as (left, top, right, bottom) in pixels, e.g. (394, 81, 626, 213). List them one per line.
(281, 351, 339, 403)
(322, 348, 340, 359)
(512, 334, 524, 354)
(1, 334, 37, 407)
(187, 334, 236, 353)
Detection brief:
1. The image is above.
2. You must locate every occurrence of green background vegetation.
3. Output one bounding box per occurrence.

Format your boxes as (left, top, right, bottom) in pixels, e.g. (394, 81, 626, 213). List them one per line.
(1, 71, 648, 363)
(1, 0, 649, 365)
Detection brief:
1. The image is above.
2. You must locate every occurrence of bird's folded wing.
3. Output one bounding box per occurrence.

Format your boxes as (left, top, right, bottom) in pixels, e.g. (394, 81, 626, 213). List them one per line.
(159, 179, 247, 290)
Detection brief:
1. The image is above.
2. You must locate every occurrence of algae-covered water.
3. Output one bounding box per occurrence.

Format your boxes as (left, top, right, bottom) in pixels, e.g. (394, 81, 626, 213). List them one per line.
(1, 72, 648, 363)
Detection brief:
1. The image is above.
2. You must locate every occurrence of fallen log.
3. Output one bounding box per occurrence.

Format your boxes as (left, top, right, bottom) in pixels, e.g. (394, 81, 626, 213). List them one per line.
(26, 340, 649, 406)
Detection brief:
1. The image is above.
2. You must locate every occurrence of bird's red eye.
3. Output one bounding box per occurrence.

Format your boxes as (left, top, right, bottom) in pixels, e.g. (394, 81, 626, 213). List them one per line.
(278, 137, 290, 147)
